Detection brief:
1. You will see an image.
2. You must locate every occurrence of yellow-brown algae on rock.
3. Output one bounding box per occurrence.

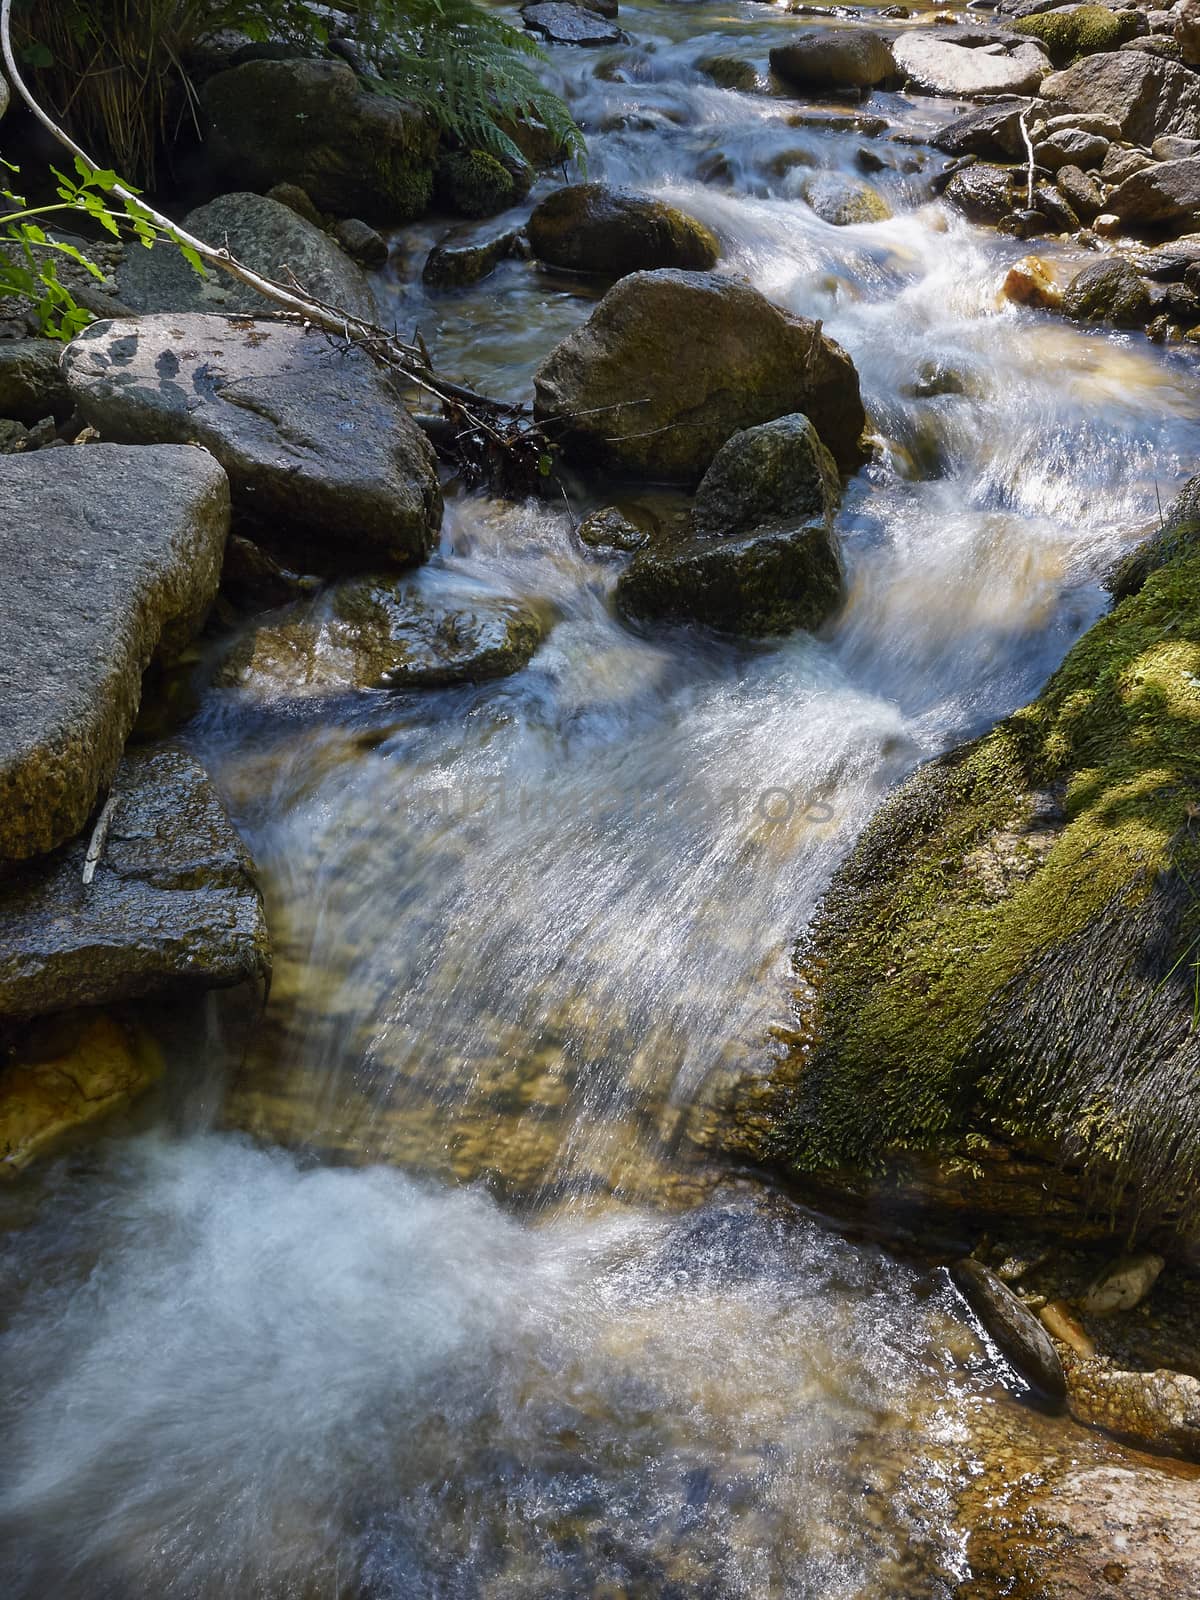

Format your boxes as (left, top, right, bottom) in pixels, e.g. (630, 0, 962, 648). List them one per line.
(0, 1012, 163, 1174)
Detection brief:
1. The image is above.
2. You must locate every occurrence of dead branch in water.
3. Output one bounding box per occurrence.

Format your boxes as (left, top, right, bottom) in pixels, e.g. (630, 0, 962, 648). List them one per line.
(0, 0, 549, 491)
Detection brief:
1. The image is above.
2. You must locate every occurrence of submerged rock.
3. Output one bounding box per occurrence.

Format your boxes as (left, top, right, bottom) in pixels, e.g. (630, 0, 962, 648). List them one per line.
(0, 1011, 163, 1175)
(200, 58, 436, 222)
(765, 474, 1200, 1240)
(769, 28, 896, 90)
(616, 413, 844, 635)
(533, 269, 867, 483)
(801, 173, 892, 225)
(63, 314, 443, 569)
(577, 505, 652, 551)
(0, 745, 270, 1019)
(423, 223, 521, 288)
(1082, 1251, 1166, 1313)
(950, 1258, 1067, 1400)
(0, 444, 229, 862)
(527, 184, 720, 275)
(220, 577, 546, 696)
(1064, 1353, 1200, 1457)
(117, 191, 377, 322)
(1039, 51, 1200, 145)
(893, 30, 1052, 96)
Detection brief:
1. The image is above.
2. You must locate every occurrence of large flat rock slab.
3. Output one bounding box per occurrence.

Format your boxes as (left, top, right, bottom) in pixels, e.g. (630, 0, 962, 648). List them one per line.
(0, 745, 271, 1021)
(63, 315, 443, 569)
(0, 444, 229, 861)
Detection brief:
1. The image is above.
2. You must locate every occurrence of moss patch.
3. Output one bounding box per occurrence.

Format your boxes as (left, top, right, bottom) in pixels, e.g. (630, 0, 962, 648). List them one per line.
(1012, 5, 1140, 64)
(436, 149, 520, 218)
(781, 533, 1200, 1235)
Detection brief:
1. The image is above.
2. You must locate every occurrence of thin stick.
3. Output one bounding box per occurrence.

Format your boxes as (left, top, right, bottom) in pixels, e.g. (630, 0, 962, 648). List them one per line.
(81, 796, 117, 885)
(1018, 110, 1036, 212)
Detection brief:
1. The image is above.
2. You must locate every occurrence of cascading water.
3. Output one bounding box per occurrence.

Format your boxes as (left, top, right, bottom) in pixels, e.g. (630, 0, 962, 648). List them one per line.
(3, 2, 1200, 1594)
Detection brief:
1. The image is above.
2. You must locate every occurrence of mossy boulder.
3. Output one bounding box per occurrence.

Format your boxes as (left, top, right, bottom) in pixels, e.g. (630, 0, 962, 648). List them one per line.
(533, 269, 868, 483)
(527, 184, 720, 276)
(200, 58, 436, 222)
(220, 577, 546, 697)
(436, 149, 526, 219)
(1063, 257, 1152, 324)
(772, 480, 1200, 1239)
(616, 413, 844, 635)
(1013, 6, 1142, 66)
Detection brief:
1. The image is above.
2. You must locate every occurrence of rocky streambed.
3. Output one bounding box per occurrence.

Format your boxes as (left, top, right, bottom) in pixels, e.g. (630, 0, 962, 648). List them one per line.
(4, 0, 1200, 1592)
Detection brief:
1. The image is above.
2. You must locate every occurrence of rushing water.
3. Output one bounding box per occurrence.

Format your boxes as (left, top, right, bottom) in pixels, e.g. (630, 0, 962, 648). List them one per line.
(4, 2, 1200, 1594)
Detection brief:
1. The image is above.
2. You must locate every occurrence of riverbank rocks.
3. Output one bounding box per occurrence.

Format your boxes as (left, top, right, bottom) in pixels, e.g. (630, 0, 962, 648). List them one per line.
(0, 745, 270, 1019)
(117, 192, 377, 322)
(616, 413, 844, 635)
(219, 577, 545, 696)
(0, 445, 229, 862)
(767, 475, 1200, 1240)
(527, 185, 720, 276)
(533, 270, 868, 483)
(0, 1011, 163, 1174)
(63, 315, 443, 570)
(1038, 52, 1200, 144)
(950, 1259, 1067, 1400)
(1108, 157, 1200, 229)
(1063, 255, 1152, 321)
(1064, 1354, 1200, 1457)
(200, 58, 437, 221)
(769, 29, 895, 91)
(893, 30, 1052, 96)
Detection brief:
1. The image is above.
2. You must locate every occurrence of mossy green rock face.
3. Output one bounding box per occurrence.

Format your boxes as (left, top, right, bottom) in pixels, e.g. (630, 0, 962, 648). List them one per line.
(534, 269, 868, 483)
(221, 577, 545, 697)
(1013, 5, 1141, 66)
(0, 746, 270, 1020)
(0, 444, 229, 862)
(527, 185, 720, 277)
(1063, 257, 1151, 325)
(777, 479, 1200, 1239)
(200, 58, 436, 222)
(436, 150, 524, 219)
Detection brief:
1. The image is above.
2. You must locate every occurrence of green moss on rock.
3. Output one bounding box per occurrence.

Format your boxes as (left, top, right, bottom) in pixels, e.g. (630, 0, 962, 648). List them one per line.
(1012, 5, 1141, 64)
(436, 149, 521, 218)
(780, 491, 1200, 1237)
